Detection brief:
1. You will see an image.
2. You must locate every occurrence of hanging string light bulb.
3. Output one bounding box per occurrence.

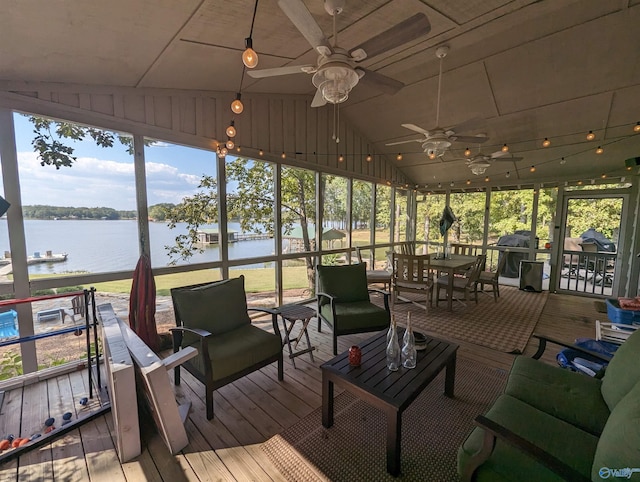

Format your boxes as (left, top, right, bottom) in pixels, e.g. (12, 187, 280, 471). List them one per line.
(241, 0, 260, 68)
(242, 39, 258, 68)
(231, 93, 244, 114)
(226, 121, 236, 138)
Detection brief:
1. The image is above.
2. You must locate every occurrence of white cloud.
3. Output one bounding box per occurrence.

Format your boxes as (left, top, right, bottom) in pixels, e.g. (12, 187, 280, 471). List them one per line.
(10, 151, 206, 210)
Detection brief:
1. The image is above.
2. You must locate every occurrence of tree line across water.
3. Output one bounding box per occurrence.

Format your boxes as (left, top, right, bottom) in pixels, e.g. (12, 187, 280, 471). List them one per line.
(21, 204, 175, 221)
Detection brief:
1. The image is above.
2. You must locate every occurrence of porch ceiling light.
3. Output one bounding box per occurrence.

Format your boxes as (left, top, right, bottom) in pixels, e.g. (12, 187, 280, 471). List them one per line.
(470, 164, 488, 175)
(312, 64, 360, 105)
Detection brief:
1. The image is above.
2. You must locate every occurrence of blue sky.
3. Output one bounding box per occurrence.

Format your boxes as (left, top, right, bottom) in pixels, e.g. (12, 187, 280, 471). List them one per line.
(9, 113, 224, 211)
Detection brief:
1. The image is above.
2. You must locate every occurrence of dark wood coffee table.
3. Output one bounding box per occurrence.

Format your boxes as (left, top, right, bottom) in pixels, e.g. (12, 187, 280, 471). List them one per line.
(321, 330, 458, 476)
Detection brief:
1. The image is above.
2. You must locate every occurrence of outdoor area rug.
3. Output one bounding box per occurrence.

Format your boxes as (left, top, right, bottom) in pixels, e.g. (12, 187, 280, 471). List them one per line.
(261, 358, 507, 481)
(390, 286, 549, 354)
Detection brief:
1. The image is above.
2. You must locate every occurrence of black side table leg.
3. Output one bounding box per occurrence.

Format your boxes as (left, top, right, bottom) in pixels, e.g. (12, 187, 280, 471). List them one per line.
(322, 377, 334, 428)
(445, 352, 456, 397)
(386, 409, 402, 476)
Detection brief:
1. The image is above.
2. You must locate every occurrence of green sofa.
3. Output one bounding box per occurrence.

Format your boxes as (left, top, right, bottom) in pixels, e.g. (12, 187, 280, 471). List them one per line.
(458, 329, 640, 481)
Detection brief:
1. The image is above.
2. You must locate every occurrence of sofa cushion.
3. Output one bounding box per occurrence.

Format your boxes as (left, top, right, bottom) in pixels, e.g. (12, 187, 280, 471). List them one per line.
(458, 394, 598, 482)
(505, 356, 609, 435)
(173, 276, 251, 338)
(592, 380, 640, 481)
(317, 263, 370, 303)
(601, 328, 640, 410)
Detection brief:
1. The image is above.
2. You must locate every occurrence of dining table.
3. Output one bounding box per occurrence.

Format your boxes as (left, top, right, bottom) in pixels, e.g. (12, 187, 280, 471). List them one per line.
(429, 253, 479, 311)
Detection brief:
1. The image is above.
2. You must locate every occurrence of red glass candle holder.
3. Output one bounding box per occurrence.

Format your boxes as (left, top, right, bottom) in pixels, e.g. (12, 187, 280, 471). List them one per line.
(349, 345, 362, 366)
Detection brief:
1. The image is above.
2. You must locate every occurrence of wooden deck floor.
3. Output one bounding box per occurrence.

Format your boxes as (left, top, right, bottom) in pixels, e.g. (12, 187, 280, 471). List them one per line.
(0, 292, 603, 481)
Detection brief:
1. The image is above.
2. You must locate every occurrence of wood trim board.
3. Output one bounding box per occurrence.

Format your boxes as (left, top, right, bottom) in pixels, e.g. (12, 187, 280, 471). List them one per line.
(98, 304, 141, 462)
(114, 308, 194, 455)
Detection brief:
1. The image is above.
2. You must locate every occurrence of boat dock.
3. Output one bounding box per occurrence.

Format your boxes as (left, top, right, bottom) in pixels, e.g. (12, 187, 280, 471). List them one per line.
(0, 251, 69, 275)
(196, 228, 273, 244)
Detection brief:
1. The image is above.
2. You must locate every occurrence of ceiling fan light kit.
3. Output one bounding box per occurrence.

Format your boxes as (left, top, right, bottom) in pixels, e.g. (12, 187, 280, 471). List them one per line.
(312, 62, 360, 104)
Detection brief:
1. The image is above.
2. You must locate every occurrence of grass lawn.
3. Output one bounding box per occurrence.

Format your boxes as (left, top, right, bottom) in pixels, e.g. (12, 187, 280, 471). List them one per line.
(30, 266, 311, 296)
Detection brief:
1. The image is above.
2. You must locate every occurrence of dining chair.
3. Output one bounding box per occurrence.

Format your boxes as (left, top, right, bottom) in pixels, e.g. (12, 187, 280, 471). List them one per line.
(392, 253, 434, 311)
(355, 246, 392, 290)
(435, 255, 486, 307)
(477, 250, 508, 302)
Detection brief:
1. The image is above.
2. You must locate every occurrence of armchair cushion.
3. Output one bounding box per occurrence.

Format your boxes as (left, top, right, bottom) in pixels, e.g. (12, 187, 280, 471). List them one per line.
(317, 263, 369, 303)
(187, 323, 283, 382)
(319, 300, 390, 333)
(458, 395, 598, 482)
(592, 380, 640, 480)
(505, 356, 609, 435)
(172, 277, 251, 339)
(600, 325, 640, 410)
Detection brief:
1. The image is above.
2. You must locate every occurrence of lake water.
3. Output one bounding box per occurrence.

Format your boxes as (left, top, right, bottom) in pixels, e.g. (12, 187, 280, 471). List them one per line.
(0, 219, 277, 274)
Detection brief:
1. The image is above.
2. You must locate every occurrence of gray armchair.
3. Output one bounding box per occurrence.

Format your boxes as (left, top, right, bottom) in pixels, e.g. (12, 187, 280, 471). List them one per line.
(170, 276, 283, 420)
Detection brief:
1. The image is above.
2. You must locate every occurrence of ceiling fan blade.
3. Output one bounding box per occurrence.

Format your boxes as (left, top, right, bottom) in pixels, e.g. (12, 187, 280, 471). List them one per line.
(357, 68, 404, 95)
(278, 0, 331, 55)
(385, 138, 423, 146)
(349, 13, 431, 61)
(452, 135, 490, 144)
(247, 65, 315, 79)
(449, 116, 486, 134)
(494, 156, 523, 162)
(401, 123, 429, 135)
(310, 89, 327, 108)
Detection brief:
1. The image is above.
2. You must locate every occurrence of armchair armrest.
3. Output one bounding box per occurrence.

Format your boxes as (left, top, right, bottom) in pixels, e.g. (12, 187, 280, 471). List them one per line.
(531, 333, 612, 362)
(368, 287, 390, 312)
(170, 326, 212, 363)
(248, 307, 282, 339)
(465, 415, 590, 482)
(317, 291, 338, 305)
(368, 287, 389, 296)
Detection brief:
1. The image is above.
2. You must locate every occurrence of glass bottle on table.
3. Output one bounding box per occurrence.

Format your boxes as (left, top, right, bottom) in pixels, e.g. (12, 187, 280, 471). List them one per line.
(386, 316, 400, 371)
(401, 312, 417, 369)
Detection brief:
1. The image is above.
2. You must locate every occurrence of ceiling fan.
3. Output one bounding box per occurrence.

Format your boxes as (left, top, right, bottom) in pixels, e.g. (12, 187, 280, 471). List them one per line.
(465, 150, 523, 175)
(247, 0, 431, 107)
(385, 45, 489, 160)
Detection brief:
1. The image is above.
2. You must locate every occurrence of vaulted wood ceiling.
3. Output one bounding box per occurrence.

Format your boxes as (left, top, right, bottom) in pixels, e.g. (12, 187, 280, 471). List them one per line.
(2, 0, 639, 189)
